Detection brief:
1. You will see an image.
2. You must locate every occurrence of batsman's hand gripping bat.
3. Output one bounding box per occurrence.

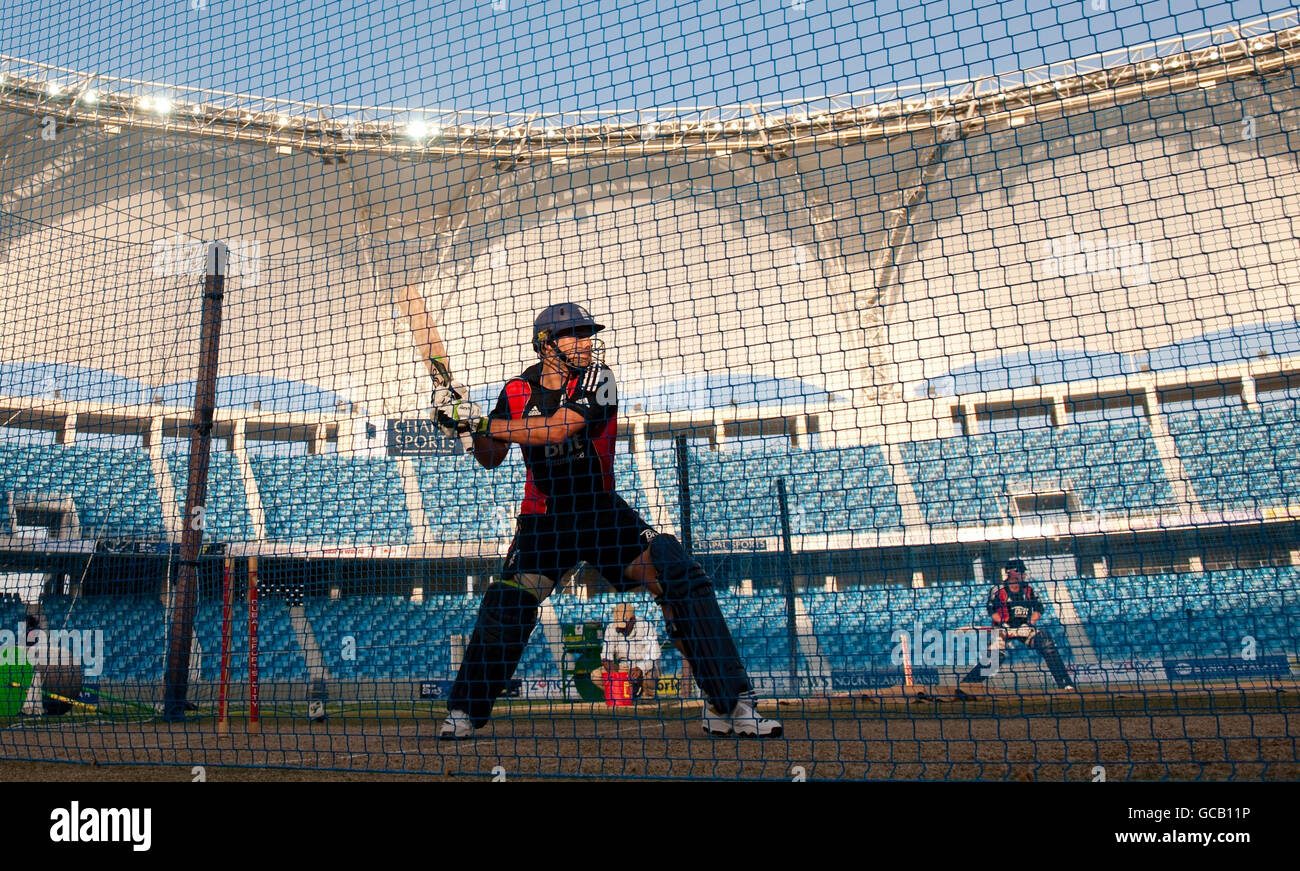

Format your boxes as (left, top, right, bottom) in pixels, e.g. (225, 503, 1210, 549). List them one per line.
(397, 284, 474, 453)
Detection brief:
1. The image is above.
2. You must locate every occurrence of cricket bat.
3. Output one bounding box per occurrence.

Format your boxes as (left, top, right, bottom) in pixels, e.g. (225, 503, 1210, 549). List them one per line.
(397, 283, 474, 453)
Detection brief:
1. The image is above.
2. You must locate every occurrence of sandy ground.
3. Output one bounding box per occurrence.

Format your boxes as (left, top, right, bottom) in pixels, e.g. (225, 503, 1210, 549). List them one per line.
(2, 687, 1297, 781)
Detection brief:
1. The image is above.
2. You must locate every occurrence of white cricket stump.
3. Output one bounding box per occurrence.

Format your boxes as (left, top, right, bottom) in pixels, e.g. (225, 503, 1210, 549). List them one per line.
(20, 670, 44, 716)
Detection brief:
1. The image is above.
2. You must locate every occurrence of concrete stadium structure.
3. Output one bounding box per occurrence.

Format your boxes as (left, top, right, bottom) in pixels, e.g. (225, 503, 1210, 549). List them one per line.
(0, 12, 1298, 567)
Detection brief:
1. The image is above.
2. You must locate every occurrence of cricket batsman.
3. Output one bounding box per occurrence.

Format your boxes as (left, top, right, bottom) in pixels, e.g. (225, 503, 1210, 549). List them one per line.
(432, 303, 782, 739)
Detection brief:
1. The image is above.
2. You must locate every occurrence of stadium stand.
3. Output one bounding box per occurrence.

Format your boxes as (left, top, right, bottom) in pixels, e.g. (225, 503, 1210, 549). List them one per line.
(650, 442, 904, 538)
(192, 597, 307, 683)
(804, 582, 1074, 675)
(1167, 399, 1300, 512)
(899, 420, 1176, 526)
(0, 593, 27, 637)
(414, 455, 524, 541)
(164, 446, 255, 541)
(252, 455, 412, 543)
(0, 443, 165, 538)
(304, 593, 479, 681)
(17, 566, 1296, 690)
(1064, 568, 1300, 662)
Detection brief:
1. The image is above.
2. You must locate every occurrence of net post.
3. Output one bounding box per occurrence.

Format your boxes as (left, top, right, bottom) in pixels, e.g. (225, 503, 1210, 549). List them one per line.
(674, 433, 693, 553)
(216, 556, 233, 734)
(162, 241, 227, 722)
(248, 555, 260, 732)
(777, 477, 799, 692)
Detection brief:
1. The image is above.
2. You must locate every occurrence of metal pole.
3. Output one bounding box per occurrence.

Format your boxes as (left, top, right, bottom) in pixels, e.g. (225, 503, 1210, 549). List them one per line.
(777, 477, 798, 692)
(163, 242, 227, 721)
(674, 434, 693, 554)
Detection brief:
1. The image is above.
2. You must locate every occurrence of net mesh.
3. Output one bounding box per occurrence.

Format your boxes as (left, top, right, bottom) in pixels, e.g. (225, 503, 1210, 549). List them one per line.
(0, 1, 1298, 780)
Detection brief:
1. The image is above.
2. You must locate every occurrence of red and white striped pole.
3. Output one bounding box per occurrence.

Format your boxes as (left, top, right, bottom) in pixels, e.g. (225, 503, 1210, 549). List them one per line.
(216, 557, 233, 734)
(248, 555, 260, 732)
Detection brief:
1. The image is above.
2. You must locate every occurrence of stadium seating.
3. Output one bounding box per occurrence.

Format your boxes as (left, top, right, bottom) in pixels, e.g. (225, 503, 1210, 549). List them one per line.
(651, 442, 904, 539)
(899, 420, 1176, 526)
(717, 590, 810, 674)
(803, 582, 1074, 674)
(1065, 567, 1300, 662)
(413, 455, 524, 541)
(0, 443, 165, 538)
(17, 564, 1295, 694)
(648, 443, 686, 532)
(191, 597, 307, 683)
(165, 446, 255, 541)
(0, 593, 27, 640)
(613, 450, 652, 518)
(1167, 398, 1300, 511)
(37, 595, 165, 684)
(303, 593, 480, 681)
(37, 594, 311, 685)
(252, 455, 412, 543)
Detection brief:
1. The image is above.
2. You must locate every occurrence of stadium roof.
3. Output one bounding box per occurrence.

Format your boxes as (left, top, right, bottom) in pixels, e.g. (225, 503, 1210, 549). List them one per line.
(1, 10, 1298, 164)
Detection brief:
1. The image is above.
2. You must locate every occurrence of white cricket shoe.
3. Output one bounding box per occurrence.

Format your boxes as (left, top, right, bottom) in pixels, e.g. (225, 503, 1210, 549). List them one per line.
(702, 702, 734, 736)
(702, 693, 783, 738)
(438, 709, 476, 740)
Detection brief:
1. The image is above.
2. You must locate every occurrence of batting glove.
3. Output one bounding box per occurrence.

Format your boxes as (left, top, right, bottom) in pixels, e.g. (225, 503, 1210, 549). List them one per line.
(434, 398, 490, 439)
(431, 379, 470, 409)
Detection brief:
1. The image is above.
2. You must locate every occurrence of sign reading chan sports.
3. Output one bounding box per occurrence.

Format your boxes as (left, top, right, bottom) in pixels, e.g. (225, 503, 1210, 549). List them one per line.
(387, 419, 463, 456)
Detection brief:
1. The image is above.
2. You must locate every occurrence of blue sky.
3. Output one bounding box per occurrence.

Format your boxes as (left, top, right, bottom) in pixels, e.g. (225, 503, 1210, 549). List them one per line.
(0, 0, 1295, 112)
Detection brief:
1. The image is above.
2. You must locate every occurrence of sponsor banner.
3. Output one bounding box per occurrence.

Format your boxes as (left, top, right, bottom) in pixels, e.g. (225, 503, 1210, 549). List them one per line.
(517, 677, 575, 700)
(831, 668, 940, 692)
(694, 538, 769, 553)
(1068, 659, 1169, 685)
(1162, 656, 1292, 681)
(387, 419, 462, 456)
(95, 539, 224, 555)
(749, 673, 831, 696)
(230, 541, 413, 559)
(418, 680, 454, 700)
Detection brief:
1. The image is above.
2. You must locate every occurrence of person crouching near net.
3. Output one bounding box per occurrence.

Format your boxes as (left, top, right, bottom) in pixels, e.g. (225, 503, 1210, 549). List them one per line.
(959, 559, 1075, 693)
(590, 603, 662, 701)
(431, 303, 781, 739)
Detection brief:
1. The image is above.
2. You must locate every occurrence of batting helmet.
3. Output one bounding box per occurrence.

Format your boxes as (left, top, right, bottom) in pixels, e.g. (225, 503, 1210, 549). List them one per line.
(532, 303, 605, 354)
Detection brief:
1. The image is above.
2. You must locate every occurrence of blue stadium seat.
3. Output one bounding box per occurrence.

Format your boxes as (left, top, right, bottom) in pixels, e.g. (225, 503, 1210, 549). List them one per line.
(414, 455, 523, 542)
(1167, 399, 1300, 511)
(899, 421, 1175, 527)
(252, 455, 412, 543)
(165, 446, 255, 541)
(0, 443, 166, 537)
(652, 443, 904, 541)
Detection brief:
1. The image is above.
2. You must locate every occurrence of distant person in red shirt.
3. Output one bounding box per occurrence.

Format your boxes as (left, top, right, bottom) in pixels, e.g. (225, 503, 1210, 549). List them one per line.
(961, 560, 1074, 691)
